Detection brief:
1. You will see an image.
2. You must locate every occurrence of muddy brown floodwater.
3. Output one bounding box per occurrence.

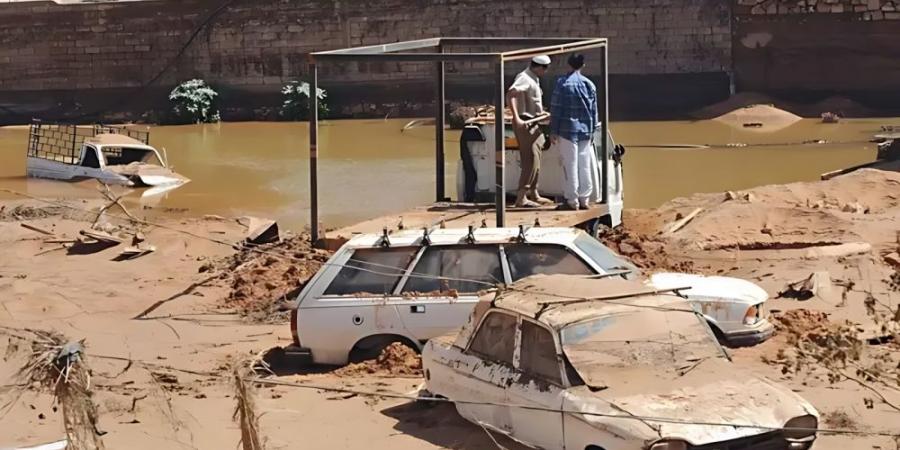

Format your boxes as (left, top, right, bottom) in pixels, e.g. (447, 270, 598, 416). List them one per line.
(0, 117, 894, 229)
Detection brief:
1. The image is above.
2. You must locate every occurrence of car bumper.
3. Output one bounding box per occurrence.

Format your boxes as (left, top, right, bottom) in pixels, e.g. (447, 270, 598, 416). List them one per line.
(722, 320, 776, 347)
(282, 344, 313, 366)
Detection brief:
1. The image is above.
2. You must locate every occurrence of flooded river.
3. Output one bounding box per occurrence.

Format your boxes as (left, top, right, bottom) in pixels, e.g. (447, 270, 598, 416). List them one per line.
(0, 117, 894, 229)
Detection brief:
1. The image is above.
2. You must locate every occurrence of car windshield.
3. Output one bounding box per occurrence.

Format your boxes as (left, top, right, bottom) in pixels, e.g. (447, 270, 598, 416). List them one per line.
(560, 305, 724, 384)
(102, 146, 162, 166)
(573, 234, 640, 277)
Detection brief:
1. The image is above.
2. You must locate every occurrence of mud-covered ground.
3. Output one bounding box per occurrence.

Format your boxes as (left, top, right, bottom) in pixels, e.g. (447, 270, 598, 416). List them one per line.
(1, 168, 898, 449)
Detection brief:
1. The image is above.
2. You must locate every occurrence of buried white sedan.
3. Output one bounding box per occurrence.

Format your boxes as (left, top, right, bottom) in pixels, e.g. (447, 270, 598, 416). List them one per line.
(288, 227, 773, 366)
(423, 275, 819, 450)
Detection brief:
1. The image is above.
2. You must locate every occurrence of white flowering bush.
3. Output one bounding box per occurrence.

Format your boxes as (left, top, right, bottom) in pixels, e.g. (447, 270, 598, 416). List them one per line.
(169, 79, 220, 124)
(280, 80, 329, 121)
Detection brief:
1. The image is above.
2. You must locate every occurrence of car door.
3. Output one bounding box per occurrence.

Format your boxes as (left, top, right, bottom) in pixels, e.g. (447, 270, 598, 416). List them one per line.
(74, 145, 104, 179)
(395, 244, 505, 341)
(506, 318, 566, 450)
(296, 246, 418, 364)
(452, 310, 519, 434)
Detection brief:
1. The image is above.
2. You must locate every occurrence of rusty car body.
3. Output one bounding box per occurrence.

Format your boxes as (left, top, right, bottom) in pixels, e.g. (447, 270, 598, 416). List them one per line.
(422, 275, 819, 450)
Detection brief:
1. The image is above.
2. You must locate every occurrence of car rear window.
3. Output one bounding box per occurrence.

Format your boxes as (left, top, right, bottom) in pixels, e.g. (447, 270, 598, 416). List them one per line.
(505, 244, 595, 282)
(323, 247, 418, 296)
(468, 311, 517, 365)
(402, 245, 502, 294)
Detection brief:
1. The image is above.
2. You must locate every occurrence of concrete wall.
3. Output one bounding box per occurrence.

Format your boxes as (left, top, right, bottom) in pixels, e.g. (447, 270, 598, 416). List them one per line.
(0, 0, 733, 122)
(733, 0, 900, 111)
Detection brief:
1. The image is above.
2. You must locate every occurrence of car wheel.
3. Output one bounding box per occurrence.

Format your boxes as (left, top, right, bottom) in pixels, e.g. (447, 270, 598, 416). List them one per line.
(348, 335, 418, 364)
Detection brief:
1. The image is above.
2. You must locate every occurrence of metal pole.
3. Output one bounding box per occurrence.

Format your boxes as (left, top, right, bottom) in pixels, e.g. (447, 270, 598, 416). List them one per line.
(309, 63, 320, 242)
(494, 57, 506, 227)
(600, 45, 609, 205)
(435, 44, 446, 202)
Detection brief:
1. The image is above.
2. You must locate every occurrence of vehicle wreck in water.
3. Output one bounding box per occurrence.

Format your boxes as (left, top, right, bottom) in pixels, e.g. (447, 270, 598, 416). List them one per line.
(25, 120, 189, 194)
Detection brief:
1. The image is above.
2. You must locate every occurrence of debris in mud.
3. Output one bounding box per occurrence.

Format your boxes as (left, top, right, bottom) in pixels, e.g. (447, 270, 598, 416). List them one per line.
(0, 204, 71, 221)
(778, 272, 832, 301)
(334, 343, 422, 377)
(597, 226, 693, 272)
(242, 217, 280, 245)
(214, 233, 330, 322)
(772, 309, 831, 339)
(822, 410, 858, 429)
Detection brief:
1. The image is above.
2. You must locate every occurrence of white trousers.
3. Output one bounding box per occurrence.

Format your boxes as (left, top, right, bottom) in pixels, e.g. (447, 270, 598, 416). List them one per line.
(557, 136, 593, 205)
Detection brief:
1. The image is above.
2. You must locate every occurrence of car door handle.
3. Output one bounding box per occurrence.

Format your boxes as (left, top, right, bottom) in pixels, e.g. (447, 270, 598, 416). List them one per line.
(410, 305, 426, 314)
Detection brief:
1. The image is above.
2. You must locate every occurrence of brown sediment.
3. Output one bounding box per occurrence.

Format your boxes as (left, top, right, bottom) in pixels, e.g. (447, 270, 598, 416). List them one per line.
(334, 343, 422, 378)
(216, 234, 331, 322)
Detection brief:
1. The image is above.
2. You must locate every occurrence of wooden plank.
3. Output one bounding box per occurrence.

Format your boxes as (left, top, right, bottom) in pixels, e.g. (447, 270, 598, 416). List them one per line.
(331, 202, 608, 238)
(20, 223, 55, 236)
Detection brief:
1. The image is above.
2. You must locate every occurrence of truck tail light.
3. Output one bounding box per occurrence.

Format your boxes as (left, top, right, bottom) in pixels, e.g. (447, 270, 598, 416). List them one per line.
(290, 307, 300, 346)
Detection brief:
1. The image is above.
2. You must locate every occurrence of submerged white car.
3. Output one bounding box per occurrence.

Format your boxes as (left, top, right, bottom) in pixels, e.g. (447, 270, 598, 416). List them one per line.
(287, 227, 774, 366)
(423, 275, 819, 450)
(26, 120, 188, 190)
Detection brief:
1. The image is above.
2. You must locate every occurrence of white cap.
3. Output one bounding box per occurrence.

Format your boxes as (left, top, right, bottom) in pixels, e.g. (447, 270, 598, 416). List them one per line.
(531, 55, 551, 65)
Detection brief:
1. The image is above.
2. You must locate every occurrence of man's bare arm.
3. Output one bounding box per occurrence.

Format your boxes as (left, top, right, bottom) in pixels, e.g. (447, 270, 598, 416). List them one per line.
(507, 91, 524, 127)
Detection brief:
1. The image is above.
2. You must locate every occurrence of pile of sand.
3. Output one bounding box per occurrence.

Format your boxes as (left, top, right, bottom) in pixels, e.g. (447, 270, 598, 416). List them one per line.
(773, 309, 832, 340)
(651, 169, 900, 252)
(712, 104, 802, 132)
(213, 234, 331, 322)
(334, 343, 422, 377)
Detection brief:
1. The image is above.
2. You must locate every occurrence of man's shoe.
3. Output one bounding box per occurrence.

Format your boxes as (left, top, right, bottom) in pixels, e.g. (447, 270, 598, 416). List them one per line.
(555, 202, 578, 211)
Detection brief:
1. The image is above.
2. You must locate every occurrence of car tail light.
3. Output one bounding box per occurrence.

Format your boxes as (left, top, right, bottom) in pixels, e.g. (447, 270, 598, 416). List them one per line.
(650, 440, 688, 450)
(290, 307, 300, 346)
(784, 414, 818, 440)
(743, 304, 760, 325)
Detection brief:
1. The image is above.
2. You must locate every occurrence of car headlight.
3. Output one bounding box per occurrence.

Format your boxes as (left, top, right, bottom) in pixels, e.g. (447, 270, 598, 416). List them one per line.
(650, 440, 688, 450)
(784, 414, 818, 440)
(743, 304, 761, 325)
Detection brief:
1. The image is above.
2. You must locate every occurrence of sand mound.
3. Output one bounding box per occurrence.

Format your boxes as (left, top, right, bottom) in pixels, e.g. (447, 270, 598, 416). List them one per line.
(692, 92, 781, 119)
(654, 169, 900, 252)
(214, 234, 330, 322)
(334, 343, 422, 377)
(712, 104, 802, 132)
(598, 226, 693, 272)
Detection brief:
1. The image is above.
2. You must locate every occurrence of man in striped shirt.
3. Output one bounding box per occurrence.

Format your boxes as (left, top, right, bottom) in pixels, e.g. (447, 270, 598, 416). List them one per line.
(549, 53, 598, 211)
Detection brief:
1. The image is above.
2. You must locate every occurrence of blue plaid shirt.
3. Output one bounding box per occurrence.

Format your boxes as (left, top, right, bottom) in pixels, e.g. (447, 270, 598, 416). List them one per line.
(549, 71, 598, 143)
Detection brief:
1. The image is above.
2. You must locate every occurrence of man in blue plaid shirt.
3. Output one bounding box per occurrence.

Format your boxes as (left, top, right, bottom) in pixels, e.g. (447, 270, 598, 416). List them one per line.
(550, 53, 598, 210)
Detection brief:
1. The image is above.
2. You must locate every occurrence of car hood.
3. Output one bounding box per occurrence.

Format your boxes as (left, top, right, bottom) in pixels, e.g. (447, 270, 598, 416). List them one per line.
(648, 272, 768, 305)
(567, 359, 817, 446)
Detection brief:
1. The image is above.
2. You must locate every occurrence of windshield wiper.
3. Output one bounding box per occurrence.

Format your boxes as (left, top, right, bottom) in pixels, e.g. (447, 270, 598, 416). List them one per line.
(588, 269, 633, 279)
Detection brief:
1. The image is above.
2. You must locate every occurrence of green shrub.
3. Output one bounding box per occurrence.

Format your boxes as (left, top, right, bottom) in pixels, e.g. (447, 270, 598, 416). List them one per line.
(169, 79, 220, 124)
(280, 80, 329, 121)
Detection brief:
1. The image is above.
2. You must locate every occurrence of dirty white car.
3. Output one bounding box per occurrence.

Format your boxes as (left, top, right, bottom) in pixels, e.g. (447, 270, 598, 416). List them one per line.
(423, 275, 819, 450)
(288, 227, 774, 365)
(25, 120, 188, 190)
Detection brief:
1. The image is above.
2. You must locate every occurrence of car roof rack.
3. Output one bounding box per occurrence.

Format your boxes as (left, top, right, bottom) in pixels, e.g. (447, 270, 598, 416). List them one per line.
(376, 227, 391, 248)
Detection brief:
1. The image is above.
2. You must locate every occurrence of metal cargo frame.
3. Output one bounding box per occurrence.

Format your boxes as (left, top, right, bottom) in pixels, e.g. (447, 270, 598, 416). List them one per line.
(28, 119, 151, 164)
(308, 37, 610, 242)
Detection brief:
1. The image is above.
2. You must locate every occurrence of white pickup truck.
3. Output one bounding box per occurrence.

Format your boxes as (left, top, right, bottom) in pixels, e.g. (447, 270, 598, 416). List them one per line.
(25, 120, 188, 191)
(287, 227, 774, 366)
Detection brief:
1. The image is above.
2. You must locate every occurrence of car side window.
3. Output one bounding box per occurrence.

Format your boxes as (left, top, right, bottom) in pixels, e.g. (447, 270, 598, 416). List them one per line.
(519, 320, 562, 385)
(468, 312, 517, 366)
(402, 245, 503, 294)
(81, 147, 100, 168)
(323, 247, 417, 296)
(505, 244, 595, 282)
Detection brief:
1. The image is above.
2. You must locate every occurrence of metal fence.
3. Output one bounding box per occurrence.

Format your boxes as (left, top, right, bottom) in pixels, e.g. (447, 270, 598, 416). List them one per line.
(27, 119, 150, 163)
